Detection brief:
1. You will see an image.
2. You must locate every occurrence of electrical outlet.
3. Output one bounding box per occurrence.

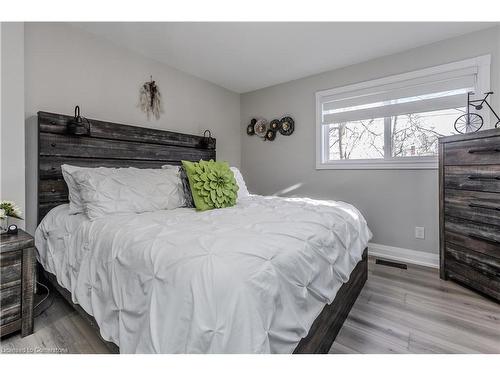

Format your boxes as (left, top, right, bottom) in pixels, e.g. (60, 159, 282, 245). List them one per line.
(415, 226, 425, 239)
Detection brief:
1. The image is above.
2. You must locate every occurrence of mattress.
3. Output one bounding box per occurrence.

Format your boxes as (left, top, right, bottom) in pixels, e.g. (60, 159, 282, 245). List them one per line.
(35, 195, 372, 353)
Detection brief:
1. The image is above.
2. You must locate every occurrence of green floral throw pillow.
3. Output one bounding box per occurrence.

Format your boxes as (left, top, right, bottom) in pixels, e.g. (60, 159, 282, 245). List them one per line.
(181, 160, 239, 211)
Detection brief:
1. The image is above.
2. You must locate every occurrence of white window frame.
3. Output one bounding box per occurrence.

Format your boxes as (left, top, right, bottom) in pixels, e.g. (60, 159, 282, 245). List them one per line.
(315, 55, 491, 170)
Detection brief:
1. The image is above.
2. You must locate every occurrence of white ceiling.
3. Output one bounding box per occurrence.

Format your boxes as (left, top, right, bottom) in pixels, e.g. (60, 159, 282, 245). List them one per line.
(71, 22, 496, 93)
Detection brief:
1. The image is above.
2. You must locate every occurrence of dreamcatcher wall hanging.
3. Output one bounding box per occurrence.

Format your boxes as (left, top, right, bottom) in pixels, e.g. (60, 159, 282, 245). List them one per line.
(139, 76, 163, 120)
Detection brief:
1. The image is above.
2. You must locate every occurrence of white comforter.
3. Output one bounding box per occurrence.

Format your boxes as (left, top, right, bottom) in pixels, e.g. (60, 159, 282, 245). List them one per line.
(35, 195, 371, 353)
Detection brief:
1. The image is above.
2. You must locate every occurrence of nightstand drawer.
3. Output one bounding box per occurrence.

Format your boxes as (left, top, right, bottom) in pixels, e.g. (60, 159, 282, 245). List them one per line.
(444, 136, 500, 166)
(0, 284, 21, 326)
(0, 250, 22, 289)
(1, 230, 35, 337)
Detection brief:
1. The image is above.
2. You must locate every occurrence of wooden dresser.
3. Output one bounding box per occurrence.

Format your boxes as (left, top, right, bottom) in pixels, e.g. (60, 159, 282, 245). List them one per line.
(0, 229, 35, 337)
(439, 128, 500, 301)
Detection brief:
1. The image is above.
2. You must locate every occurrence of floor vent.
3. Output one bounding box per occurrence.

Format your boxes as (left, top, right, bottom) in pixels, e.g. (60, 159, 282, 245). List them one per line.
(375, 259, 408, 269)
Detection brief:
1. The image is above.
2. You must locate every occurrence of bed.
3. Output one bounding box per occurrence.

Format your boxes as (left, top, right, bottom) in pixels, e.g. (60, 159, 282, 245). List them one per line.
(35, 111, 371, 353)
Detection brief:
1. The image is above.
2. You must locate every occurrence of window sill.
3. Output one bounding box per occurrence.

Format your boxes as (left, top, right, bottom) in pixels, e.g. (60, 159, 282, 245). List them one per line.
(316, 158, 438, 170)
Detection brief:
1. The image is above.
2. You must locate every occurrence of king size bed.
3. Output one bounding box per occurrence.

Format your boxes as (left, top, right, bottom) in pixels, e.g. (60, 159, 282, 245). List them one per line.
(35, 111, 372, 354)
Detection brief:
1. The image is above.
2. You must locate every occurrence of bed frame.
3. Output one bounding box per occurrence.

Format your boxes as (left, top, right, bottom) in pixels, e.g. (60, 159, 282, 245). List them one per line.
(36, 111, 367, 354)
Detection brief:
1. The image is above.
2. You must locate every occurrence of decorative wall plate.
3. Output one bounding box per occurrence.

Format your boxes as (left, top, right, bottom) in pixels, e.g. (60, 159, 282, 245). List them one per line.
(279, 117, 294, 136)
(246, 118, 257, 135)
(269, 119, 281, 131)
(254, 119, 268, 138)
(265, 129, 276, 141)
(246, 116, 295, 141)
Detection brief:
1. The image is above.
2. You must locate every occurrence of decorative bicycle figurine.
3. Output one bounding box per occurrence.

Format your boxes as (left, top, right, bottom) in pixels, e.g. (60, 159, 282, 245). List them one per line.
(454, 91, 500, 133)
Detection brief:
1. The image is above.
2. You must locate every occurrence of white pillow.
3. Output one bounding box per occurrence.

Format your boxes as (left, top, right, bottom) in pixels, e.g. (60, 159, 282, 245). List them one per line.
(161, 164, 180, 172)
(61, 164, 86, 214)
(70, 167, 185, 220)
(230, 167, 250, 199)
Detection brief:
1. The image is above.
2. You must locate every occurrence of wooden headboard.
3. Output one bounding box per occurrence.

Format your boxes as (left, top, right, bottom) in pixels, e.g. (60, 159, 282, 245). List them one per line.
(37, 111, 216, 223)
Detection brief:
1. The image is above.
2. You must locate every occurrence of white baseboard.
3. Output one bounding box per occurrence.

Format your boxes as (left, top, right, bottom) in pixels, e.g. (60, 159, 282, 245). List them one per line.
(368, 242, 439, 269)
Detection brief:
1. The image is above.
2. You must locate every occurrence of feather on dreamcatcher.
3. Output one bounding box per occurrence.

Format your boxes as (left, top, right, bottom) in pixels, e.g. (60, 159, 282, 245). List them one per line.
(139, 76, 162, 120)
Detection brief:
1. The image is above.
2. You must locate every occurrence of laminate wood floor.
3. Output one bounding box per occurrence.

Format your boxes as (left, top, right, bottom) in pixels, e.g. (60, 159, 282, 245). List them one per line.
(1, 258, 499, 354)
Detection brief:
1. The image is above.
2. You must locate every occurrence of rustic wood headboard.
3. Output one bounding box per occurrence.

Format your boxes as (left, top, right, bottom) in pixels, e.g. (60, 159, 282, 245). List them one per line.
(37, 111, 216, 223)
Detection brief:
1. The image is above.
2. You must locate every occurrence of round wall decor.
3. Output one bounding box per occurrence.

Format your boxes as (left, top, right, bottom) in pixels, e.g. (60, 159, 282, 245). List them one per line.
(246, 115, 295, 142)
(254, 119, 268, 138)
(269, 119, 281, 131)
(279, 116, 294, 136)
(246, 124, 255, 135)
(265, 129, 276, 141)
(246, 118, 257, 135)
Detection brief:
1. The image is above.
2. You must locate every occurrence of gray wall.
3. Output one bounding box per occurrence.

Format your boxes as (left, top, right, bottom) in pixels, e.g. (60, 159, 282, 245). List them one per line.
(240, 26, 500, 254)
(1, 23, 25, 229)
(24, 23, 241, 234)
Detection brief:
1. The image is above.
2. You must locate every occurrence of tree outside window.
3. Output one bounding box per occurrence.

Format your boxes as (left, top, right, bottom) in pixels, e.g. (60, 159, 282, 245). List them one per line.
(328, 107, 464, 161)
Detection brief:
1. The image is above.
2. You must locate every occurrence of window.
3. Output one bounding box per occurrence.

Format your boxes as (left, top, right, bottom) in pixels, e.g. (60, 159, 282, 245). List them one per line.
(316, 55, 491, 169)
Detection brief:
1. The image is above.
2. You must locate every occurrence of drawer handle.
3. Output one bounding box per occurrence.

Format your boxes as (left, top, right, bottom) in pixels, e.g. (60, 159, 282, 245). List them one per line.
(467, 175, 500, 180)
(469, 202, 500, 211)
(468, 233, 500, 245)
(468, 148, 500, 154)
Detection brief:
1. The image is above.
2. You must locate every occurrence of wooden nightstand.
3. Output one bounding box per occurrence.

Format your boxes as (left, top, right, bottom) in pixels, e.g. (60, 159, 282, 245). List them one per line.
(0, 229, 35, 337)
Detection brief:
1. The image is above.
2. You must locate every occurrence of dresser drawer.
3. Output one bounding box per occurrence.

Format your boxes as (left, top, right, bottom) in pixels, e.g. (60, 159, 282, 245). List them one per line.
(444, 136, 500, 166)
(445, 216, 500, 256)
(445, 230, 500, 260)
(0, 284, 21, 326)
(444, 189, 500, 226)
(446, 258, 500, 301)
(444, 165, 500, 193)
(0, 250, 22, 289)
(445, 242, 500, 276)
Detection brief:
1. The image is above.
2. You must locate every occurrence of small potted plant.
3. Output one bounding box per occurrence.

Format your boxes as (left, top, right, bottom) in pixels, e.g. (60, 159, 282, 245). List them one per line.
(0, 200, 23, 234)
